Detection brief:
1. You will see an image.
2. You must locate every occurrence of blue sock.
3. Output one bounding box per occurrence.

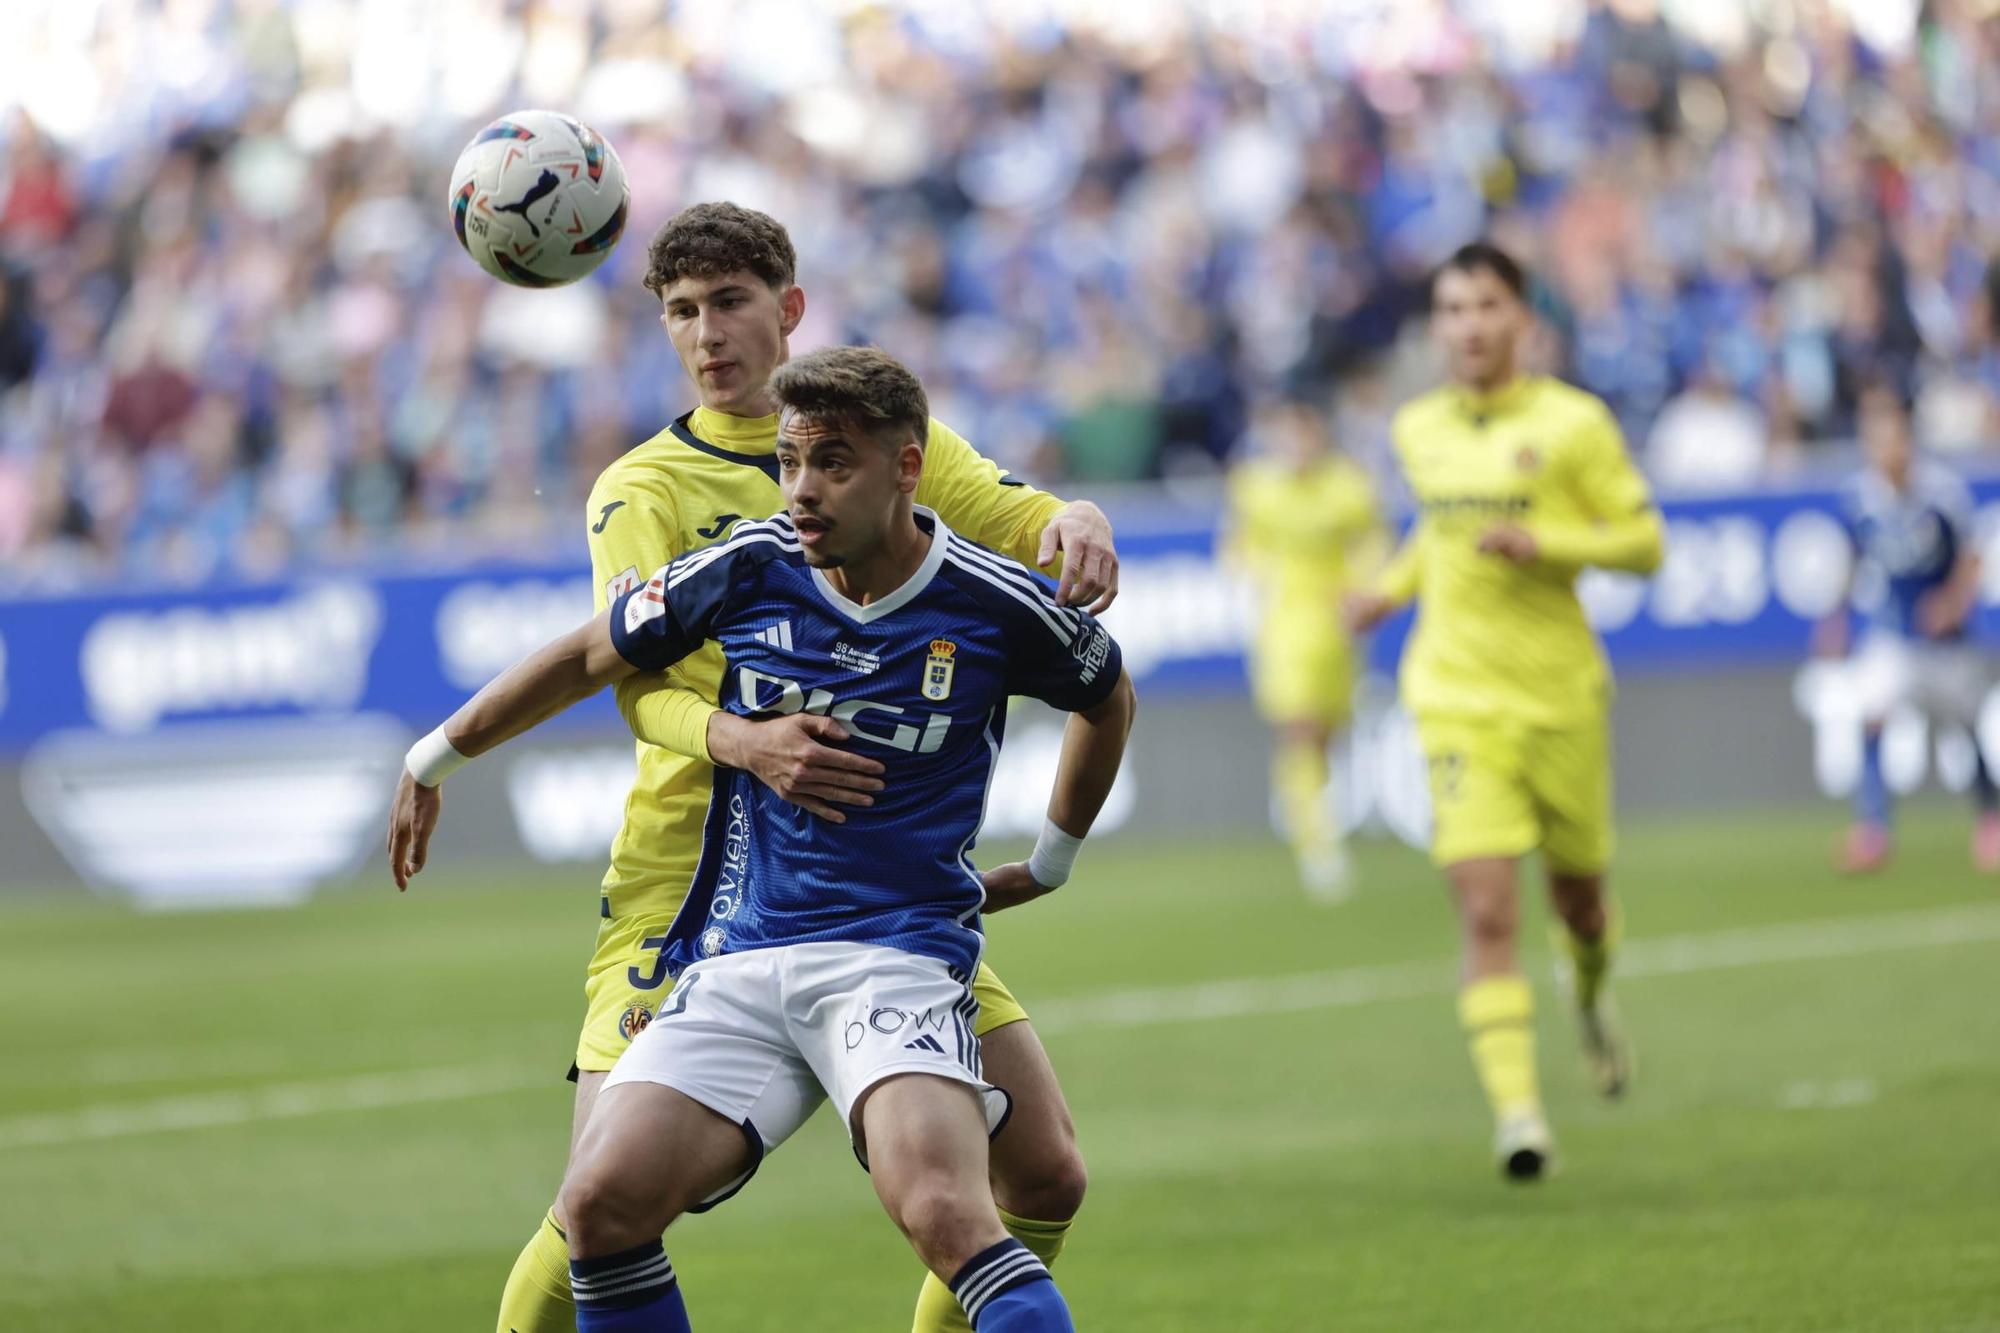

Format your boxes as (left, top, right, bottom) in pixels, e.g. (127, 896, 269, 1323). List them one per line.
(949, 1237, 1074, 1332)
(570, 1241, 691, 1332)
(1857, 728, 1891, 828)
(1972, 738, 1999, 814)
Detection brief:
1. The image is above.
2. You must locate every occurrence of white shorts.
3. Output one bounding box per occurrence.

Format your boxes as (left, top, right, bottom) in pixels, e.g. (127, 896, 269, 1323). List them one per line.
(601, 941, 1010, 1208)
(1850, 635, 1991, 727)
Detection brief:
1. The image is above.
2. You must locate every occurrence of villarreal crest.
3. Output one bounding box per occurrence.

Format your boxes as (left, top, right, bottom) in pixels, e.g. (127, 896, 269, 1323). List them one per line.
(923, 639, 958, 701)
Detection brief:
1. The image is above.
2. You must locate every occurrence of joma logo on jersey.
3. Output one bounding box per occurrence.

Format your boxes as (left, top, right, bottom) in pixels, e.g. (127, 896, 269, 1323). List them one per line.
(923, 639, 957, 701)
(736, 667, 951, 753)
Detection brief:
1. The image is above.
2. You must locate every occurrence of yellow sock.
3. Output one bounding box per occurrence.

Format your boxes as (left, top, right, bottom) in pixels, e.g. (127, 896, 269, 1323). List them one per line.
(1458, 975, 1541, 1120)
(1555, 903, 1620, 1012)
(1273, 739, 1334, 860)
(911, 1209, 1073, 1333)
(496, 1210, 573, 1333)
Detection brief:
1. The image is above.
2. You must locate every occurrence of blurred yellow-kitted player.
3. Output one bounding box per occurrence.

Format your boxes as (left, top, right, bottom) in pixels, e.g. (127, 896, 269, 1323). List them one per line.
(1225, 396, 1386, 901)
(1349, 242, 1664, 1183)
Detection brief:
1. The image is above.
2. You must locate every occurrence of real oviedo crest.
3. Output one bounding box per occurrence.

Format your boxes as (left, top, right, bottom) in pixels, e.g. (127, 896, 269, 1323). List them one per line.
(922, 639, 957, 702)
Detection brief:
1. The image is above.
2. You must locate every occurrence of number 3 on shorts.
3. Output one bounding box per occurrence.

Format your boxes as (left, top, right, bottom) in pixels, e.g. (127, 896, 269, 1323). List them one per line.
(627, 935, 672, 990)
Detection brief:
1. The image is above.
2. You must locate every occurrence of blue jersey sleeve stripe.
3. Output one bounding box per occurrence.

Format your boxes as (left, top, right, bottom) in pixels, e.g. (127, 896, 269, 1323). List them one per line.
(946, 538, 1089, 636)
(673, 517, 799, 569)
(942, 550, 1075, 645)
(667, 531, 792, 591)
(944, 536, 1085, 629)
(944, 535, 1054, 594)
(666, 527, 799, 592)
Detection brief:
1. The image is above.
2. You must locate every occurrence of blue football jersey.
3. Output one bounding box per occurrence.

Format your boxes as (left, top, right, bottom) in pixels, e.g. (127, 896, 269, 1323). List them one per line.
(1842, 463, 1977, 641)
(608, 506, 1121, 979)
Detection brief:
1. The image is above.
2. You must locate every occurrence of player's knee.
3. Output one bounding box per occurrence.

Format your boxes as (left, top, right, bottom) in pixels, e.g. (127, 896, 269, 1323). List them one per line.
(888, 1171, 997, 1270)
(559, 1165, 658, 1256)
(1547, 871, 1606, 933)
(996, 1136, 1087, 1222)
(1462, 895, 1516, 949)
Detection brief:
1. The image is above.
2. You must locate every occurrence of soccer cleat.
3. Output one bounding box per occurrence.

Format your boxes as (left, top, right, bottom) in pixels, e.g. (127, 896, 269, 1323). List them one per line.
(1577, 995, 1633, 1099)
(1837, 822, 1891, 875)
(1493, 1109, 1556, 1182)
(1974, 814, 2000, 873)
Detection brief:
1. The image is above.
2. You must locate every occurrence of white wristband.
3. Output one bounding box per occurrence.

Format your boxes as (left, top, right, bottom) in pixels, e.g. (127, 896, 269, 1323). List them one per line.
(405, 726, 470, 788)
(1026, 819, 1085, 889)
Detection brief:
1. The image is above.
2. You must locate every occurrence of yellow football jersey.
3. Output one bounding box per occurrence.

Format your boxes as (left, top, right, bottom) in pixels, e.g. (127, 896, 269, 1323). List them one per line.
(1382, 376, 1661, 729)
(1226, 454, 1383, 611)
(585, 405, 1066, 917)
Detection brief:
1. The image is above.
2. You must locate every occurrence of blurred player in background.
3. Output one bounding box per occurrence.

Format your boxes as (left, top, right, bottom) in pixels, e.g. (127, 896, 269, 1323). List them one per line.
(1225, 396, 1385, 900)
(1815, 380, 1998, 874)
(494, 204, 1119, 1333)
(1349, 242, 1664, 1180)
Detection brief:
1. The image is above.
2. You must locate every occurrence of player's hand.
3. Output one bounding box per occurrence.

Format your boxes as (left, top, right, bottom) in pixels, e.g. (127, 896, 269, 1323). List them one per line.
(716, 713, 886, 823)
(1477, 525, 1539, 563)
(979, 861, 1057, 913)
(1039, 500, 1119, 613)
(1344, 591, 1396, 634)
(387, 770, 443, 892)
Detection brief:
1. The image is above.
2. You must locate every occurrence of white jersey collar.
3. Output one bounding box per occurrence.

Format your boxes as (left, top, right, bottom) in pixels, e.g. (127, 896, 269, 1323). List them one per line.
(810, 506, 952, 625)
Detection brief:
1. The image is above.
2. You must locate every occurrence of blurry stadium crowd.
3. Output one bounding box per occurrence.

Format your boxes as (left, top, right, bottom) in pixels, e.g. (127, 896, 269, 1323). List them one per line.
(2, 0, 1998, 587)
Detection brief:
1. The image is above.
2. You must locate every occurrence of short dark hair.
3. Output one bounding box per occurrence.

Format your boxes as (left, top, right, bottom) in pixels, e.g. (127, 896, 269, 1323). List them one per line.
(769, 346, 930, 450)
(643, 202, 797, 299)
(1434, 241, 1528, 302)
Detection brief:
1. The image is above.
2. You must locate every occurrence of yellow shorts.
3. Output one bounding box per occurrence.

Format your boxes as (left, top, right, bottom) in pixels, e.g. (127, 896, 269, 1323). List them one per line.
(1416, 713, 1613, 874)
(1249, 631, 1355, 728)
(573, 911, 1031, 1074)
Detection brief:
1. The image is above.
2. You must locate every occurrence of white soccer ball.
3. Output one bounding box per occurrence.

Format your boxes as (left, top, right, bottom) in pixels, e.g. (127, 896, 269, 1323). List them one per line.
(448, 109, 630, 287)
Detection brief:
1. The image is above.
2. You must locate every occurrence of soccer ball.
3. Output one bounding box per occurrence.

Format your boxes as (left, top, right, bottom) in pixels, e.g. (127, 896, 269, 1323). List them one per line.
(447, 109, 629, 287)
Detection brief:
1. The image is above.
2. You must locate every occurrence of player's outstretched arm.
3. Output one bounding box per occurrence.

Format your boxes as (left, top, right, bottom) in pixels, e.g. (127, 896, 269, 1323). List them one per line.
(1492, 506, 1664, 575)
(388, 612, 638, 889)
(1486, 401, 1665, 575)
(983, 667, 1139, 913)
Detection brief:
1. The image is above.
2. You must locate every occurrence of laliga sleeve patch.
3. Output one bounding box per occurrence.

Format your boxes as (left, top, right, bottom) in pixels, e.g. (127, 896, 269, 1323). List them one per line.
(606, 565, 641, 602)
(624, 570, 669, 635)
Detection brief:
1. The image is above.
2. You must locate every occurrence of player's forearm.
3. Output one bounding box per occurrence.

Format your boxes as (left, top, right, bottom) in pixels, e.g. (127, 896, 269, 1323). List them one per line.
(614, 679, 719, 762)
(1531, 509, 1665, 576)
(985, 487, 1069, 572)
(445, 618, 633, 759)
(1046, 670, 1138, 839)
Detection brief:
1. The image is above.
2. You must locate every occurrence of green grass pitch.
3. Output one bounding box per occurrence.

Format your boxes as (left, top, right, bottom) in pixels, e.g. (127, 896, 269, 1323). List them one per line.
(3, 805, 1998, 1331)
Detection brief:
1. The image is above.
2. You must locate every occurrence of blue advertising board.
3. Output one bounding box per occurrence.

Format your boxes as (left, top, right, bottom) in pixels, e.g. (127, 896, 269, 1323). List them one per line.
(0, 480, 1992, 757)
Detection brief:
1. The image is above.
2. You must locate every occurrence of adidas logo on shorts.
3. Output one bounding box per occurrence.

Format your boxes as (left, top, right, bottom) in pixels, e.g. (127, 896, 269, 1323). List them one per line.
(904, 1034, 946, 1054)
